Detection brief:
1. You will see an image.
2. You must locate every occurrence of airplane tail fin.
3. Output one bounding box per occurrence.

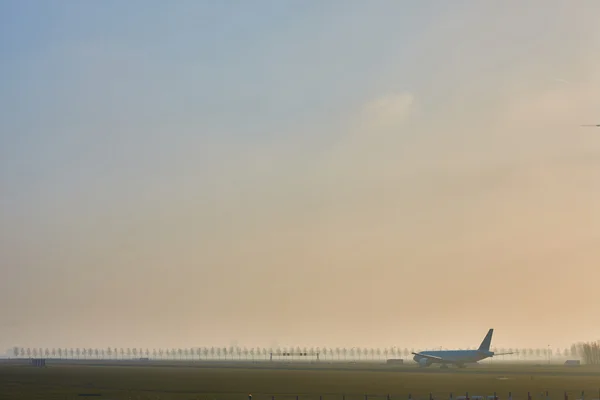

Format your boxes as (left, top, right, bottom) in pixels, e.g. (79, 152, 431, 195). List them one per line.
(478, 329, 493, 352)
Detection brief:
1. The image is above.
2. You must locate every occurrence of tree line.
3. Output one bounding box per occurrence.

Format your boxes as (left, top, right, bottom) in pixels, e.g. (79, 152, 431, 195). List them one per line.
(574, 341, 600, 365)
(9, 345, 583, 361)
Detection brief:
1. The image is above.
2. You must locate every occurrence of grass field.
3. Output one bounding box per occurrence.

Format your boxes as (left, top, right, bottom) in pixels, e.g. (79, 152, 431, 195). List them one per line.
(2, 363, 600, 400)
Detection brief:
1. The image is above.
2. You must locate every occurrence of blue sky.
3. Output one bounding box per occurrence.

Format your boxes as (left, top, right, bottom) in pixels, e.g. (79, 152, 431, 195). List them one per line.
(1, 1, 436, 199)
(2, 1, 600, 351)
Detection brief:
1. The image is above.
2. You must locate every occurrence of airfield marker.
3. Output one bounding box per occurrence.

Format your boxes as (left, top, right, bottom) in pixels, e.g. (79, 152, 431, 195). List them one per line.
(508, 392, 512, 400)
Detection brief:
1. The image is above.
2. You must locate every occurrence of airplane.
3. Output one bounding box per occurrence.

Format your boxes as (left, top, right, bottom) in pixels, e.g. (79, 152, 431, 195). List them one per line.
(412, 328, 513, 368)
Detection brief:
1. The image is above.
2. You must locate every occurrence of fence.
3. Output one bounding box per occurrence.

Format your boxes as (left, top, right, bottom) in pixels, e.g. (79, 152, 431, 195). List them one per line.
(241, 391, 600, 400)
(28, 389, 600, 400)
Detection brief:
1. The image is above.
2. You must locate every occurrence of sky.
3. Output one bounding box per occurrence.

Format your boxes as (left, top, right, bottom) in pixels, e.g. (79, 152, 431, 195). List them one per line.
(1, 1, 600, 353)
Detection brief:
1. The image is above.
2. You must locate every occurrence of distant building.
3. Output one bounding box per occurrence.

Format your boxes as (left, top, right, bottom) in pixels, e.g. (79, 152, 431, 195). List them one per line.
(386, 359, 404, 364)
(30, 359, 46, 367)
(564, 360, 580, 366)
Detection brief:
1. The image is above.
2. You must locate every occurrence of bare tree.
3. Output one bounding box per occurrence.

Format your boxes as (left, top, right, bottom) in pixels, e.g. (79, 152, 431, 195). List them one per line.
(519, 348, 526, 360)
(576, 341, 600, 364)
(570, 344, 578, 358)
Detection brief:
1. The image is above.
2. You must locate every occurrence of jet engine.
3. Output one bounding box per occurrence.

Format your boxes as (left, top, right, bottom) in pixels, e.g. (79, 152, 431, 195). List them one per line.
(418, 358, 431, 367)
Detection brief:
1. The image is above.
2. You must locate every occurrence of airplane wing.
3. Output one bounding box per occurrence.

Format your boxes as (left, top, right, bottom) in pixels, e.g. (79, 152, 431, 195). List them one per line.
(411, 352, 446, 361)
(581, 124, 600, 127)
(493, 352, 514, 356)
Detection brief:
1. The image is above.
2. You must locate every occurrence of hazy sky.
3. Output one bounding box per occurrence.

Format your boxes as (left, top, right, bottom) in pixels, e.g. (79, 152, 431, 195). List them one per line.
(2, 1, 600, 353)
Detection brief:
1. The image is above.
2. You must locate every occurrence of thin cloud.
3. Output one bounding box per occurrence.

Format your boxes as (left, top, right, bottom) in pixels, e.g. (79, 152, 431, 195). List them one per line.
(359, 92, 416, 132)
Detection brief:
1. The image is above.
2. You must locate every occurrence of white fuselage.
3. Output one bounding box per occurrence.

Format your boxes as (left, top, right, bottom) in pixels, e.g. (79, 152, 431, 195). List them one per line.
(413, 350, 492, 365)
